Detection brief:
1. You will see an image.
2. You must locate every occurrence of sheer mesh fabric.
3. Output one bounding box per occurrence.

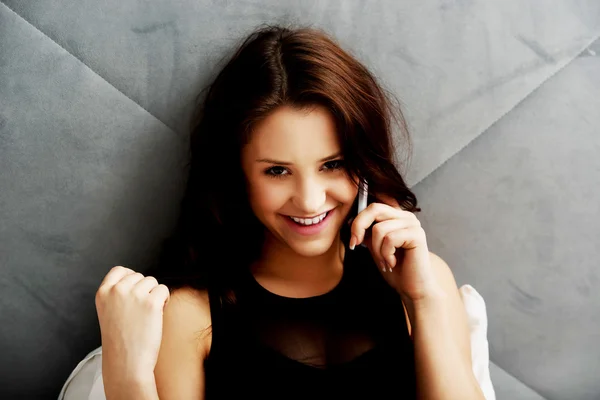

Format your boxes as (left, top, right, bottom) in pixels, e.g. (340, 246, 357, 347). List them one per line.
(244, 264, 381, 369)
(204, 245, 417, 399)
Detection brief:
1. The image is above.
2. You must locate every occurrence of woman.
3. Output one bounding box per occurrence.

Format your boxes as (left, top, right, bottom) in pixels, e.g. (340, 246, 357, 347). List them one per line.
(95, 24, 485, 399)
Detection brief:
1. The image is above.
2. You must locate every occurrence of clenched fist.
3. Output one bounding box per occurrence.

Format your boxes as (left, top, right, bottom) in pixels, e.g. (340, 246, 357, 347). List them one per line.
(95, 266, 170, 382)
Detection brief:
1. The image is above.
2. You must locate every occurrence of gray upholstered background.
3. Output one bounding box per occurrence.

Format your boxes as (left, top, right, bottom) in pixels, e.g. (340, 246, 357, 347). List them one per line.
(1, 1, 599, 399)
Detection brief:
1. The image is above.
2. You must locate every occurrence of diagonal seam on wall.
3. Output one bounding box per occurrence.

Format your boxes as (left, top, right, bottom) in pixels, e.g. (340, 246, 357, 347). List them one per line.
(412, 32, 600, 189)
(0, 1, 176, 134)
(2, 1, 596, 398)
(412, 32, 600, 400)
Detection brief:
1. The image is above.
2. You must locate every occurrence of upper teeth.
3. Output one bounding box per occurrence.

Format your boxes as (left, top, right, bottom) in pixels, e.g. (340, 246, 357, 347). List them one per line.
(290, 212, 328, 225)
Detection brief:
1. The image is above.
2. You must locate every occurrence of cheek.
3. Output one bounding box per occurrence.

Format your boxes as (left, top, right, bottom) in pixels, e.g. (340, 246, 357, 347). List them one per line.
(337, 179, 359, 205)
(248, 181, 287, 216)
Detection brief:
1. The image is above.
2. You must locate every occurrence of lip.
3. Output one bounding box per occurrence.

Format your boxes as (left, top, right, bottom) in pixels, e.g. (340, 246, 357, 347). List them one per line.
(286, 210, 330, 219)
(283, 208, 335, 236)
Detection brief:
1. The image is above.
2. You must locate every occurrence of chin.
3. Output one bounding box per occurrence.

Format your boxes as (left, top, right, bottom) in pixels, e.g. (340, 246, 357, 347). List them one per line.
(287, 238, 337, 257)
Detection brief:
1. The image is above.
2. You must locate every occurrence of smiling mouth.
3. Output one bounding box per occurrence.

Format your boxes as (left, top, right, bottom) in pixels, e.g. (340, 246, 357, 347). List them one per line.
(286, 210, 330, 219)
(285, 210, 331, 225)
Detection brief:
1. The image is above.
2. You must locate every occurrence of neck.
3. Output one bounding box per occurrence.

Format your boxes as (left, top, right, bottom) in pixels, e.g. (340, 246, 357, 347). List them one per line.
(250, 232, 346, 298)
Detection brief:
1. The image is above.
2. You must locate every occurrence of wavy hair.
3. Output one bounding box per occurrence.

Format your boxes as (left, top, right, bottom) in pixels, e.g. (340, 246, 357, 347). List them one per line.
(150, 24, 420, 292)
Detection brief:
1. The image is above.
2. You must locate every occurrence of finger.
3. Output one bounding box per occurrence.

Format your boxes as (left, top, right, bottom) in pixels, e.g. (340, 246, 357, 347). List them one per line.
(149, 284, 171, 309)
(99, 266, 136, 289)
(381, 227, 423, 269)
(133, 276, 160, 296)
(369, 219, 406, 271)
(113, 272, 145, 291)
(351, 203, 403, 247)
(380, 230, 406, 269)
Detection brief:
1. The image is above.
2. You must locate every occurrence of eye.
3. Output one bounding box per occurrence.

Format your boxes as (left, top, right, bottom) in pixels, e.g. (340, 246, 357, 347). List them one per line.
(323, 159, 345, 171)
(264, 166, 289, 178)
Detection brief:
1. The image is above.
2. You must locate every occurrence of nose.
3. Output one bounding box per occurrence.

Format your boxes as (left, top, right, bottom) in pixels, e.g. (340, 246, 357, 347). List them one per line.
(292, 178, 327, 216)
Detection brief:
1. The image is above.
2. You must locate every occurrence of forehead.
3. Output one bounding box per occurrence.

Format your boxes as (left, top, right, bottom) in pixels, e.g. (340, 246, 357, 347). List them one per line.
(245, 105, 340, 159)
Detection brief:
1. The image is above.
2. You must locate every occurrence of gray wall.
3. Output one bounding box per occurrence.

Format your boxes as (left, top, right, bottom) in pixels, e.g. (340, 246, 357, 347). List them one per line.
(1, 1, 599, 398)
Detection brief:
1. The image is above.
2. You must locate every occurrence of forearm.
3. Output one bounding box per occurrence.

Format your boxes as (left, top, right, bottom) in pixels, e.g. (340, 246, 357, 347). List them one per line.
(102, 362, 159, 400)
(404, 293, 485, 400)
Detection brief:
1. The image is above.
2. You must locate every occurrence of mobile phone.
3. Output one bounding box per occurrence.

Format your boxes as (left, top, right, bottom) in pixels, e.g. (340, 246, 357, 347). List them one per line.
(358, 178, 368, 214)
(357, 179, 368, 248)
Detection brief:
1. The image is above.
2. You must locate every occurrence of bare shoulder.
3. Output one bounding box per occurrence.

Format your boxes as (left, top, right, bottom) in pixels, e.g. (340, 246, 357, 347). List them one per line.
(155, 286, 212, 399)
(164, 286, 212, 355)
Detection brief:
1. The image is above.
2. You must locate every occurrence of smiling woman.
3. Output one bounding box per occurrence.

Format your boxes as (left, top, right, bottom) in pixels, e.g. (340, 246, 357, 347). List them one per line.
(241, 105, 359, 259)
(93, 23, 486, 400)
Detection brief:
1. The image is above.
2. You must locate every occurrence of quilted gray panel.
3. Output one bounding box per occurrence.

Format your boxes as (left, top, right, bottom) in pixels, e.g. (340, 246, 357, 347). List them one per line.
(412, 41, 600, 400)
(3, 0, 599, 185)
(0, 4, 188, 398)
(490, 363, 547, 400)
(2, 0, 599, 398)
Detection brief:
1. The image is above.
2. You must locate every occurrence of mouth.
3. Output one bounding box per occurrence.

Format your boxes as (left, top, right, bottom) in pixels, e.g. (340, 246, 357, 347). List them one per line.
(283, 209, 335, 235)
(286, 210, 330, 224)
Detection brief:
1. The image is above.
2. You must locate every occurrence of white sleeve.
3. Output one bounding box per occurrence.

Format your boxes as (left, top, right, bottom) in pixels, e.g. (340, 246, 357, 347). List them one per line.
(459, 284, 496, 400)
(57, 346, 105, 400)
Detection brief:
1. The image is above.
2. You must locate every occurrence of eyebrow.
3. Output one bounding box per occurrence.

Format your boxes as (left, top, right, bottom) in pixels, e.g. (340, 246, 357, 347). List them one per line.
(256, 152, 342, 165)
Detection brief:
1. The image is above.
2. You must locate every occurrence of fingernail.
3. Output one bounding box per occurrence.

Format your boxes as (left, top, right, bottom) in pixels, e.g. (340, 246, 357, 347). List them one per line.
(380, 261, 387, 272)
(349, 235, 357, 250)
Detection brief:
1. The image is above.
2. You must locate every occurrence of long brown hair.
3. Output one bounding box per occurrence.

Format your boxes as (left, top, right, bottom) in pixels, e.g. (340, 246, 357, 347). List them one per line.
(150, 24, 420, 292)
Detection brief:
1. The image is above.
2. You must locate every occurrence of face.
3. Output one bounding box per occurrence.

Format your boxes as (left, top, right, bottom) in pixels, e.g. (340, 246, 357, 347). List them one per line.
(241, 104, 359, 257)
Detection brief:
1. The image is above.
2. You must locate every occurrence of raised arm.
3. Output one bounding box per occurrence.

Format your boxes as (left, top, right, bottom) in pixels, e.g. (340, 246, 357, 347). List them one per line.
(154, 287, 212, 400)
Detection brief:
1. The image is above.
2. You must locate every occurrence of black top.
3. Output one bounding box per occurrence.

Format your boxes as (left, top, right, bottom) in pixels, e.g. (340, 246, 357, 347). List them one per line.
(204, 245, 416, 399)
